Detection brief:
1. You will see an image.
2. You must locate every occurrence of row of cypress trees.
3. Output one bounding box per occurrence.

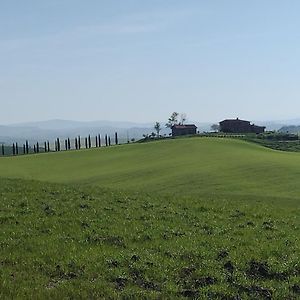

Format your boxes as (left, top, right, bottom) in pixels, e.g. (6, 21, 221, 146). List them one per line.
(1, 132, 119, 156)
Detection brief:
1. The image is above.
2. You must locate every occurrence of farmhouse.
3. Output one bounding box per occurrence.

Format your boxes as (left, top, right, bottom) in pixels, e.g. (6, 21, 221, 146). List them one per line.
(219, 118, 265, 134)
(172, 124, 197, 136)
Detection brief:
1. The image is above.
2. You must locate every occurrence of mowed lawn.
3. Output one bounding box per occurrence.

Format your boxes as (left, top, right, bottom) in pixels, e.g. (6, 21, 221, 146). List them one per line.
(0, 138, 300, 299)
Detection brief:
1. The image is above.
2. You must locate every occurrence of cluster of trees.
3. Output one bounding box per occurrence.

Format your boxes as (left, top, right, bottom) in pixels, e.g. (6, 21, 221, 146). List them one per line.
(152, 112, 222, 138)
(152, 112, 188, 138)
(211, 124, 220, 132)
(257, 132, 299, 141)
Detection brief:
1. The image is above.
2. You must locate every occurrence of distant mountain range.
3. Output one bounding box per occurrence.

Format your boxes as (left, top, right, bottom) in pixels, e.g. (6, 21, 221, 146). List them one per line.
(256, 119, 300, 131)
(0, 119, 211, 145)
(278, 125, 300, 134)
(0, 118, 300, 145)
(11, 119, 154, 130)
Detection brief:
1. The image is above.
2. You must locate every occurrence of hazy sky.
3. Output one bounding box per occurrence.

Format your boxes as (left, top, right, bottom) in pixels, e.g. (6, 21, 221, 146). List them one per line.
(1, 1, 300, 124)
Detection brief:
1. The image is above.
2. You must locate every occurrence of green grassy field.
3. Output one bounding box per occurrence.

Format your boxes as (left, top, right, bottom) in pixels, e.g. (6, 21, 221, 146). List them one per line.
(0, 138, 299, 299)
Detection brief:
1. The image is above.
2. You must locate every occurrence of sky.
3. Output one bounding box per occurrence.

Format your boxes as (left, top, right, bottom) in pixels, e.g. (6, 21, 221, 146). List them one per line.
(1, 0, 300, 124)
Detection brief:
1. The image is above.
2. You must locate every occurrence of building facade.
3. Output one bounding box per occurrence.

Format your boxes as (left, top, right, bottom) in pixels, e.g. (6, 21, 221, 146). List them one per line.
(172, 124, 197, 136)
(219, 118, 265, 134)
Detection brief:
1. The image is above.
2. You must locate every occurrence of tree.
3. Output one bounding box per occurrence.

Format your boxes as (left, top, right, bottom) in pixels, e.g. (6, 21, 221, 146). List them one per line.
(26, 140, 29, 154)
(78, 136, 81, 149)
(88, 135, 91, 148)
(98, 134, 101, 147)
(154, 122, 161, 137)
(57, 138, 60, 151)
(180, 113, 187, 125)
(211, 124, 220, 132)
(166, 112, 179, 128)
(115, 132, 118, 145)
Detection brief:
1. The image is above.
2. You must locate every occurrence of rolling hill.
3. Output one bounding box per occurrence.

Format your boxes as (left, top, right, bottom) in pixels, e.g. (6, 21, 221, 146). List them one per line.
(0, 137, 299, 298)
(1, 137, 300, 198)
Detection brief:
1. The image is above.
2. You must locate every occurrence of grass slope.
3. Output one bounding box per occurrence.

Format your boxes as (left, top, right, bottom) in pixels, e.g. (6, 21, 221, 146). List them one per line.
(0, 138, 300, 298)
(1, 137, 300, 198)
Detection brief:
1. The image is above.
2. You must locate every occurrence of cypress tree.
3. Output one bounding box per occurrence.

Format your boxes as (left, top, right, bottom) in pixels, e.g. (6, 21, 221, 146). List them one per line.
(26, 140, 29, 154)
(57, 138, 60, 151)
(1, 144, 4, 156)
(16, 143, 19, 155)
(55, 141, 57, 152)
(108, 136, 111, 146)
(12, 143, 15, 155)
(44, 141, 47, 152)
(65, 139, 68, 151)
(115, 132, 118, 145)
(78, 136, 81, 149)
(88, 135, 91, 148)
(47, 141, 50, 152)
(98, 134, 101, 147)
(68, 138, 71, 150)
(23, 144, 26, 155)
(95, 136, 98, 148)
(85, 137, 88, 149)
(105, 135, 108, 147)
(34, 145, 36, 153)
(37, 142, 39, 153)
(75, 138, 78, 150)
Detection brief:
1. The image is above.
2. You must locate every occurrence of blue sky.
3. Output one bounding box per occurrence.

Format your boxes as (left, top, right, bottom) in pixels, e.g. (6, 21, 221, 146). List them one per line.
(1, 1, 300, 124)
